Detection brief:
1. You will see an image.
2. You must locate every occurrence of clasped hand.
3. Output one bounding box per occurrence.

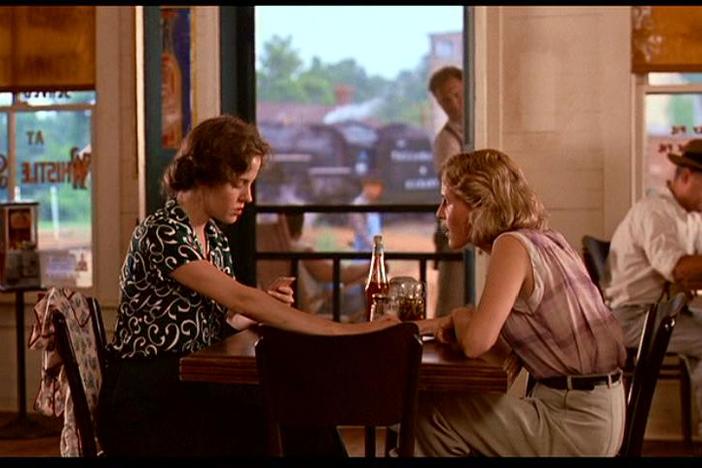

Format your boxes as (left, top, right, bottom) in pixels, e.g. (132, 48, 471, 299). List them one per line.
(414, 307, 474, 351)
(266, 276, 295, 306)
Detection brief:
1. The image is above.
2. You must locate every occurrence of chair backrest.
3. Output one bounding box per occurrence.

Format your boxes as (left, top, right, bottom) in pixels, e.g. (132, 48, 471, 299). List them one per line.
(255, 322, 423, 457)
(51, 294, 106, 457)
(619, 292, 687, 457)
(581, 235, 611, 296)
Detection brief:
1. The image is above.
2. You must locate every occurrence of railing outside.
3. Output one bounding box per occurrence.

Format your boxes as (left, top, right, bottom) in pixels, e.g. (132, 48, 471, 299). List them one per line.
(254, 204, 466, 321)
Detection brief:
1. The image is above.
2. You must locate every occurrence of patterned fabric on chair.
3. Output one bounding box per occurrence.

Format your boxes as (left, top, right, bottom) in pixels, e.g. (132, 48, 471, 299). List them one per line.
(28, 287, 103, 457)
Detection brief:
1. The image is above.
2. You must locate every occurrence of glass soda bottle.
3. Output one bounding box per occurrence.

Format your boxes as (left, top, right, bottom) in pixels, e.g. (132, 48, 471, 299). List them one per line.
(364, 235, 389, 321)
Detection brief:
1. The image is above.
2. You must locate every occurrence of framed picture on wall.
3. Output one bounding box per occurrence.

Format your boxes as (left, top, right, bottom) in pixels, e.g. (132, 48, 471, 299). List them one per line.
(161, 7, 192, 150)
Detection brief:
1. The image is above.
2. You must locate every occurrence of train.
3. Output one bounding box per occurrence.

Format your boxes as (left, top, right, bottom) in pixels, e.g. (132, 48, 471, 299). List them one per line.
(257, 120, 439, 205)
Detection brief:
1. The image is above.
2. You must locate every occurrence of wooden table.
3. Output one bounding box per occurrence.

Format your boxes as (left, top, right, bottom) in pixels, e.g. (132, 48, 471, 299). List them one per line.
(180, 327, 517, 394)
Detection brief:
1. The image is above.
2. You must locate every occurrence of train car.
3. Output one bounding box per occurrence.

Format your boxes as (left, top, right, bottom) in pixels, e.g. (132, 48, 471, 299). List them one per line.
(332, 120, 379, 179)
(257, 122, 358, 205)
(374, 123, 439, 204)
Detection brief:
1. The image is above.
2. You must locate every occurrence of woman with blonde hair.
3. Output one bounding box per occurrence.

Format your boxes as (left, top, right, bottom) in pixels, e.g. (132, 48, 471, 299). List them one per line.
(415, 149, 626, 456)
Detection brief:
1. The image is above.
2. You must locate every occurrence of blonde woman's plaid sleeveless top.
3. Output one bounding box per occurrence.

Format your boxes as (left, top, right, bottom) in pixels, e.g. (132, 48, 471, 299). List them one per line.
(498, 229, 626, 380)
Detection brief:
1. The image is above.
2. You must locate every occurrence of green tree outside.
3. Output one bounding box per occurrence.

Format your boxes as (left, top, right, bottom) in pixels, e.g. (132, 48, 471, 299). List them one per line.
(256, 35, 431, 128)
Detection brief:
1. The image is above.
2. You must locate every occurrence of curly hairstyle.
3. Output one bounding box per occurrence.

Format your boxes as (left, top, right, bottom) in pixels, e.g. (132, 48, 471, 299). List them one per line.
(441, 149, 548, 246)
(162, 114, 271, 197)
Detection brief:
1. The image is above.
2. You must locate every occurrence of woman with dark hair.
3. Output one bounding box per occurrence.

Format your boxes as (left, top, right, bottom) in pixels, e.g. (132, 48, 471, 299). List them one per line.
(414, 149, 626, 456)
(97, 115, 396, 456)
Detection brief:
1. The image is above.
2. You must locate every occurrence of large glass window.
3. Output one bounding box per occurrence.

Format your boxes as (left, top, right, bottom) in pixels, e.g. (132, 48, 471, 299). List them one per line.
(642, 73, 702, 195)
(0, 91, 95, 288)
(255, 6, 463, 318)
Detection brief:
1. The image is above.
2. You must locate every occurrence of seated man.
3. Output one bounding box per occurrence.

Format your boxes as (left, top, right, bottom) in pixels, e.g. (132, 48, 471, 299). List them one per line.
(284, 213, 369, 321)
(604, 138, 702, 435)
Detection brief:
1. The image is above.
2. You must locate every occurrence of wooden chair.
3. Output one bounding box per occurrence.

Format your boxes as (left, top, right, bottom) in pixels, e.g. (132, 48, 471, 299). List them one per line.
(581, 235, 610, 300)
(581, 235, 693, 445)
(619, 292, 687, 456)
(255, 322, 423, 457)
(52, 295, 107, 457)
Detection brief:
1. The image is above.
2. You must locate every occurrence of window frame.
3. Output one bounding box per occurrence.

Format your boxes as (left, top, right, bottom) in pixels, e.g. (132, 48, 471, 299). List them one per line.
(246, 5, 476, 318)
(0, 93, 96, 289)
(633, 74, 702, 202)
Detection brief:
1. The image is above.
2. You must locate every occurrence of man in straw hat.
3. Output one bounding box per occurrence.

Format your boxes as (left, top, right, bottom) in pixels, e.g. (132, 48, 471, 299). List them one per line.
(604, 138, 702, 436)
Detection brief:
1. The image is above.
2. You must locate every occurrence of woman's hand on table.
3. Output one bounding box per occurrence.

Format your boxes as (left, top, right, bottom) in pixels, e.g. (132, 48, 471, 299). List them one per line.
(435, 315, 458, 344)
(414, 316, 452, 340)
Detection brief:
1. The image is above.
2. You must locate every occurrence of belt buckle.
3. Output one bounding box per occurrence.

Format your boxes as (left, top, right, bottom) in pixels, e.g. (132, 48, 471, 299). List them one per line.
(576, 377, 596, 391)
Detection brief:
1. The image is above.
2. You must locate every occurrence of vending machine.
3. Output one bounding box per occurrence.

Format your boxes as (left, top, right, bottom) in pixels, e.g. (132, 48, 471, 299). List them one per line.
(0, 202, 40, 288)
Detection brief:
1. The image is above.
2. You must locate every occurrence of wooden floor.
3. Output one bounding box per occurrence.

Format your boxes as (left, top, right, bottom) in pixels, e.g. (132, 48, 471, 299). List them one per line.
(0, 412, 699, 457)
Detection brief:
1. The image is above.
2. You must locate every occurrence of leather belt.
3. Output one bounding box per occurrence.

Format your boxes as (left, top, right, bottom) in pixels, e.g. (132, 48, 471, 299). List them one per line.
(538, 369, 622, 391)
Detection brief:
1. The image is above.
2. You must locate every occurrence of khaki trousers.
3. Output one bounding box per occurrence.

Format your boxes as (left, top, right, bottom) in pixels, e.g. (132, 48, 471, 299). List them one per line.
(415, 380, 625, 457)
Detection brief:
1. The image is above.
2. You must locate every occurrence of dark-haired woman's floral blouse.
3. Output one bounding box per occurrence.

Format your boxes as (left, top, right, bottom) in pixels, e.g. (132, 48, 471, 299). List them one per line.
(110, 198, 234, 359)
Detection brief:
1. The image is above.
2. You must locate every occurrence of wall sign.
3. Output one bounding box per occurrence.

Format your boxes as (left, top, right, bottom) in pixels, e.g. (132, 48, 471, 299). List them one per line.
(633, 6, 702, 73)
(0, 7, 95, 91)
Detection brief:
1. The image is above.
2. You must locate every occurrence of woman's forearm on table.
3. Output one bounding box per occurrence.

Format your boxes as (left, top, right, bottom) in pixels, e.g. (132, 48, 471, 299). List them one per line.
(172, 260, 395, 336)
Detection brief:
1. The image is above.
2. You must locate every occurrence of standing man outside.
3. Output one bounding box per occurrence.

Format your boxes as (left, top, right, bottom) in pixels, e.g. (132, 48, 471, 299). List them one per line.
(604, 139, 702, 436)
(429, 65, 467, 316)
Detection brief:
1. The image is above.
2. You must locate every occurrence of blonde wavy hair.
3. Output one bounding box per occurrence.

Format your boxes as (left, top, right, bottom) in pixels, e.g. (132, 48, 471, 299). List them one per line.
(441, 149, 548, 246)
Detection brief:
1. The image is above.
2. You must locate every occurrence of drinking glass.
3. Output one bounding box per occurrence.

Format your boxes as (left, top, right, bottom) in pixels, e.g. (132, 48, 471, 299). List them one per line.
(388, 276, 426, 321)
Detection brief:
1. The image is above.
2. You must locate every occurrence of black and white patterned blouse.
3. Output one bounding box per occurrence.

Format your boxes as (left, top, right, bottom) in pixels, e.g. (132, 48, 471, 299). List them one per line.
(110, 198, 234, 359)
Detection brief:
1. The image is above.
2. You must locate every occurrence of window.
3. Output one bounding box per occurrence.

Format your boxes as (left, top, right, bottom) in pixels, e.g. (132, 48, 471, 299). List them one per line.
(0, 91, 95, 288)
(638, 73, 702, 196)
(632, 7, 702, 198)
(254, 6, 464, 319)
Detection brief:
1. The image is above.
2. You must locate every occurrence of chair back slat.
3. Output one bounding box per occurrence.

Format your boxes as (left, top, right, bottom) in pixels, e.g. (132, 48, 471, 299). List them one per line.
(581, 235, 610, 297)
(629, 302, 658, 396)
(52, 313, 99, 457)
(86, 297, 107, 375)
(49, 291, 106, 457)
(255, 322, 422, 457)
(619, 292, 687, 457)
